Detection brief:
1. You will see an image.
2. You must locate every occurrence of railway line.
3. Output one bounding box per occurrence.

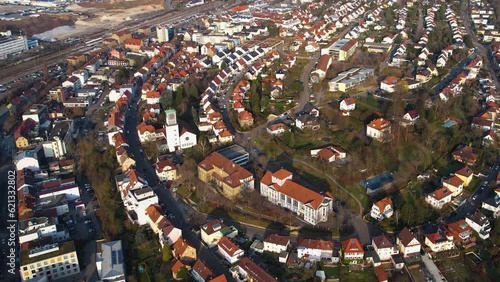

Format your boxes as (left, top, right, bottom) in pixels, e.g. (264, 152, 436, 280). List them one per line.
(0, 1, 227, 86)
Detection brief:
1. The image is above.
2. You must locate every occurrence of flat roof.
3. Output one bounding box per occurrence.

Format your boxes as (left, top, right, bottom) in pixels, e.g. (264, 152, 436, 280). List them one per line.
(21, 241, 76, 265)
(216, 144, 249, 161)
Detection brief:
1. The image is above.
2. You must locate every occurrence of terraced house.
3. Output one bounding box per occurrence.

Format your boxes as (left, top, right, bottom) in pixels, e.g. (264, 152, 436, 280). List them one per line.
(260, 169, 333, 225)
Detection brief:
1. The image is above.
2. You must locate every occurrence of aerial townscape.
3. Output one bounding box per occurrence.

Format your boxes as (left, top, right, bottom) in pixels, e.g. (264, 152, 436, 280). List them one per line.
(1, 0, 500, 281)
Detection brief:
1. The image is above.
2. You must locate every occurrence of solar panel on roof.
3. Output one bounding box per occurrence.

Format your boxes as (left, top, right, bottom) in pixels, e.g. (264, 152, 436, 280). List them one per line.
(111, 250, 117, 264)
(117, 250, 123, 264)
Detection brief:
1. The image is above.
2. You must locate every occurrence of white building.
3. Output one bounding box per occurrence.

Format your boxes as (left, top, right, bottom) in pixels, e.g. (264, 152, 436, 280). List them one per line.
(372, 235, 398, 261)
(96, 240, 126, 282)
(366, 118, 391, 141)
(340, 97, 356, 111)
(115, 169, 158, 225)
(396, 227, 421, 258)
(165, 109, 182, 152)
(263, 234, 290, 254)
(370, 197, 393, 221)
(424, 227, 455, 253)
(217, 236, 244, 264)
(260, 169, 333, 225)
(297, 238, 334, 260)
(380, 76, 400, 93)
(20, 241, 80, 281)
(0, 35, 28, 59)
(465, 211, 491, 240)
(18, 217, 68, 244)
(157, 25, 170, 42)
(341, 238, 364, 260)
(425, 187, 452, 209)
(42, 120, 73, 159)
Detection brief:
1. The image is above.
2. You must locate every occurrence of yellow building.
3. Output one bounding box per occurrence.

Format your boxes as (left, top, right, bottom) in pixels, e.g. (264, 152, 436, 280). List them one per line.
(455, 166, 474, 187)
(16, 136, 29, 148)
(21, 241, 80, 281)
(112, 31, 132, 44)
(198, 152, 254, 199)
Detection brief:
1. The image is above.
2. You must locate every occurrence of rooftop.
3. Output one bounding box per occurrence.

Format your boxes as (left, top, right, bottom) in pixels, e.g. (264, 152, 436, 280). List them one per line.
(21, 241, 76, 266)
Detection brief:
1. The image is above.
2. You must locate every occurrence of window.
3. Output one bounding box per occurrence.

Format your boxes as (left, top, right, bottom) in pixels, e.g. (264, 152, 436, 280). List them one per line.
(63, 255, 68, 259)
(23, 267, 28, 271)
(66, 265, 71, 269)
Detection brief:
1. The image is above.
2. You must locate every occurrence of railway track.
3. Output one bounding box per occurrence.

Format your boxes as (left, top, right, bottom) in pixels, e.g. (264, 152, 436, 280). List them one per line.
(0, 1, 228, 86)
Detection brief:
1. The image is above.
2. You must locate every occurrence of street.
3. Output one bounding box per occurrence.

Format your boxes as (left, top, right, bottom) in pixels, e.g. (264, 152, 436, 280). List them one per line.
(123, 81, 236, 281)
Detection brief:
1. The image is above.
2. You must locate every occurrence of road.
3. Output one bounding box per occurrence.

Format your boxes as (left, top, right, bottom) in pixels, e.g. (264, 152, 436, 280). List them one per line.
(123, 81, 235, 281)
(460, 0, 500, 89)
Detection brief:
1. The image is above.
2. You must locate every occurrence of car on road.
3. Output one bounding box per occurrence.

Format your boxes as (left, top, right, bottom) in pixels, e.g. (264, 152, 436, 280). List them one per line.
(168, 214, 175, 219)
(85, 219, 91, 224)
(472, 195, 478, 201)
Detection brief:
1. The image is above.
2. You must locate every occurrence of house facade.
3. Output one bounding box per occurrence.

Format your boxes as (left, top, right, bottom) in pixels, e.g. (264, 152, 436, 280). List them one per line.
(260, 169, 333, 225)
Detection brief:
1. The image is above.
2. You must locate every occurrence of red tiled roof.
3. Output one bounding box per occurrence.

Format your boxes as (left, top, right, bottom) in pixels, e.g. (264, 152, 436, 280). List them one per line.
(341, 238, 363, 253)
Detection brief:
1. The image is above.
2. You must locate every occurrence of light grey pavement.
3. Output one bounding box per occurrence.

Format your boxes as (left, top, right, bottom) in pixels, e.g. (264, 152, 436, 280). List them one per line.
(421, 253, 446, 282)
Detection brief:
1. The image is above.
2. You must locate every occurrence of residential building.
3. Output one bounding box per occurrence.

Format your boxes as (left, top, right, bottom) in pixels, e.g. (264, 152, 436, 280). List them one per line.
(171, 259, 187, 280)
(159, 220, 182, 247)
(452, 146, 478, 165)
(340, 97, 356, 111)
(263, 234, 290, 254)
(266, 123, 290, 136)
(238, 111, 254, 127)
(425, 187, 453, 209)
(18, 217, 68, 244)
(192, 259, 214, 282)
(297, 238, 334, 260)
(232, 257, 277, 281)
(172, 238, 197, 264)
(23, 104, 48, 125)
(424, 227, 455, 253)
(328, 68, 374, 92)
(372, 235, 398, 261)
(396, 228, 421, 258)
(341, 238, 364, 260)
(311, 54, 332, 83)
(217, 236, 244, 264)
(370, 197, 394, 221)
(96, 240, 125, 282)
(466, 211, 491, 239)
(155, 159, 177, 181)
(198, 152, 254, 199)
(310, 145, 348, 163)
(402, 109, 420, 126)
(260, 169, 333, 225)
(145, 204, 167, 234)
(447, 220, 474, 245)
(366, 118, 391, 141)
(115, 169, 158, 225)
(20, 241, 80, 281)
(380, 76, 400, 93)
(200, 219, 238, 247)
(442, 175, 464, 197)
(157, 25, 170, 42)
(42, 120, 73, 159)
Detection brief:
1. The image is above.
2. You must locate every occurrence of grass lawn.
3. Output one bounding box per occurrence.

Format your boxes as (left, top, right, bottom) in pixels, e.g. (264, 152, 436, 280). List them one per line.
(323, 266, 340, 279)
(203, 207, 275, 229)
(438, 257, 473, 282)
(408, 267, 426, 282)
(340, 266, 378, 282)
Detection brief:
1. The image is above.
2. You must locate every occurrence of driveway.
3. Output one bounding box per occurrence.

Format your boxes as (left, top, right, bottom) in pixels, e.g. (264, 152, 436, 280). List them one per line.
(421, 253, 446, 282)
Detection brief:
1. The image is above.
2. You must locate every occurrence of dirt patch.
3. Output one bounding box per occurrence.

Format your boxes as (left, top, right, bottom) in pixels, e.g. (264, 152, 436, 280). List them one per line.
(75, 0, 164, 10)
(0, 14, 77, 36)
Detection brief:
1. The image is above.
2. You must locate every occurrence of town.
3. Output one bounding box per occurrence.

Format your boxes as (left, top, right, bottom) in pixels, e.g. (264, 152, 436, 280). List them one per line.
(0, 0, 499, 281)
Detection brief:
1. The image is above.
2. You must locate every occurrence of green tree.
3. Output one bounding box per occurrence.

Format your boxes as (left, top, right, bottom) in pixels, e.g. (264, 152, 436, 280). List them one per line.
(135, 229, 146, 245)
(188, 84, 199, 98)
(162, 244, 172, 262)
(160, 90, 173, 109)
(288, 132, 295, 148)
(176, 265, 188, 280)
(175, 87, 184, 108)
(261, 95, 270, 111)
(220, 61, 227, 70)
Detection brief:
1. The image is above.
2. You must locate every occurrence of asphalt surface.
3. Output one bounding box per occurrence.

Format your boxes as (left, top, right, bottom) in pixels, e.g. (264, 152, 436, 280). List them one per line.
(123, 81, 236, 281)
